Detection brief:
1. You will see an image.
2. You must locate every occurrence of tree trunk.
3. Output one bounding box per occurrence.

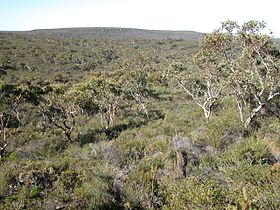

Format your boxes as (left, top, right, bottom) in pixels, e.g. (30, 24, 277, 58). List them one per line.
(0, 127, 7, 158)
(0, 143, 7, 158)
(108, 110, 115, 128)
(236, 99, 244, 123)
(202, 105, 212, 120)
(243, 92, 279, 128)
(65, 131, 73, 143)
(140, 100, 149, 118)
(203, 108, 210, 119)
(244, 103, 264, 128)
(132, 93, 149, 118)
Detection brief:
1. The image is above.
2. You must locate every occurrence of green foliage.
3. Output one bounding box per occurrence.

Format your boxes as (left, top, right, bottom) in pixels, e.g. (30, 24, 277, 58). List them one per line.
(160, 176, 238, 210)
(117, 138, 147, 164)
(169, 20, 280, 127)
(205, 109, 242, 149)
(122, 154, 165, 209)
(0, 22, 279, 209)
(220, 137, 275, 165)
(74, 174, 112, 209)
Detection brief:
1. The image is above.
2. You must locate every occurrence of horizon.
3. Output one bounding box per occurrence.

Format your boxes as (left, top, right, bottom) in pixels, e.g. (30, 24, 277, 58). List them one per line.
(0, 26, 205, 34)
(1, 0, 279, 37)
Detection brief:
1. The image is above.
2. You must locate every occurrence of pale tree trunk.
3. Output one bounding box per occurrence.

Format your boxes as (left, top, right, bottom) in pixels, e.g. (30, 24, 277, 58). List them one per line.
(0, 143, 7, 158)
(131, 92, 149, 118)
(236, 98, 244, 124)
(104, 101, 119, 129)
(0, 114, 9, 159)
(244, 103, 264, 128)
(243, 91, 279, 128)
(108, 108, 115, 128)
(203, 107, 211, 120)
(105, 94, 124, 129)
(137, 95, 149, 118)
(0, 127, 7, 159)
(177, 79, 218, 120)
(140, 101, 149, 119)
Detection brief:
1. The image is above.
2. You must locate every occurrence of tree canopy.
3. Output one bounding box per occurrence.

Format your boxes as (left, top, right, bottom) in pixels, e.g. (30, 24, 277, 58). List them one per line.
(171, 20, 280, 127)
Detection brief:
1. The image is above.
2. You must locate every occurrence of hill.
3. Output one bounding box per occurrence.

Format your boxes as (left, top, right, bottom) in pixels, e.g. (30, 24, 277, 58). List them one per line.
(12, 27, 204, 40)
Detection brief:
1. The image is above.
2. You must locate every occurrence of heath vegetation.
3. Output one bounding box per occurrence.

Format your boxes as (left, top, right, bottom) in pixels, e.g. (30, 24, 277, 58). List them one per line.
(0, 21, 279, 209)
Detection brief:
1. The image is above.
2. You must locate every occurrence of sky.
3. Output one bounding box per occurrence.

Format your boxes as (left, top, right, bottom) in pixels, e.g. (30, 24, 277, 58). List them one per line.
(1, 0, 279, 36)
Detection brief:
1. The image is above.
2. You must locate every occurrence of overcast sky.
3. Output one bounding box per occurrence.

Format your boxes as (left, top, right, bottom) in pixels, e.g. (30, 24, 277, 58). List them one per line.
(1, 0, 279, 36)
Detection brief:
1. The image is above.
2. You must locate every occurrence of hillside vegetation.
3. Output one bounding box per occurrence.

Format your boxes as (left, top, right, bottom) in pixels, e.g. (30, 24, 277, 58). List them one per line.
(0, 21, 280, 209)
(4, 27, 204, 40)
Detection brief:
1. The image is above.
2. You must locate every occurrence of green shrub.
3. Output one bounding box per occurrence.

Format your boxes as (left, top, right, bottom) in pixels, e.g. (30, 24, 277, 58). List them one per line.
(115, 138, 147, 164)
(205, 110, 242, 149)
(220, 137, 275, 165)
(159, 176, 238, 210)
(74, 179, 111, 209)
(73, 163, 115, 209)
(0, 162, 14, 197)
(122, 154, 165, 209)
(218, 163, 280, 209)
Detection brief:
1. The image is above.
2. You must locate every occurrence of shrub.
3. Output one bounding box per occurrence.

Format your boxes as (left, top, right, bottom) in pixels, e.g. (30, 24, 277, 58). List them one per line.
(219, 137, 275, 165)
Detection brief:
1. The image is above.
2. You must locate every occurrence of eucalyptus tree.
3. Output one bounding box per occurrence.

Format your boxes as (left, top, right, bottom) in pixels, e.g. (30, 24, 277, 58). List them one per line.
(236, 21, 280, 127)
(121, 69, 151, 118)
(196, 20, 280, 127)
(68, 74, 125, 129)
(35, 84, 81, 143)
(0, 81, 36, 158)
(116, 68, 156, 118)
(169, 57, 224, 120)
(0, 81, 22, 157)
(114, 52, 162, 119)
(0, 112, 8, 158)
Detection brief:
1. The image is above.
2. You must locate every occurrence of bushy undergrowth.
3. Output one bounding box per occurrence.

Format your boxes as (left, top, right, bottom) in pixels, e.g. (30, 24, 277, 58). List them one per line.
(0, 33, 279, 209)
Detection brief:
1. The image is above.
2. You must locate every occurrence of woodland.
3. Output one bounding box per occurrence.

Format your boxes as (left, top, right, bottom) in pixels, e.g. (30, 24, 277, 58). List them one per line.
(0, 21, 280, 209)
